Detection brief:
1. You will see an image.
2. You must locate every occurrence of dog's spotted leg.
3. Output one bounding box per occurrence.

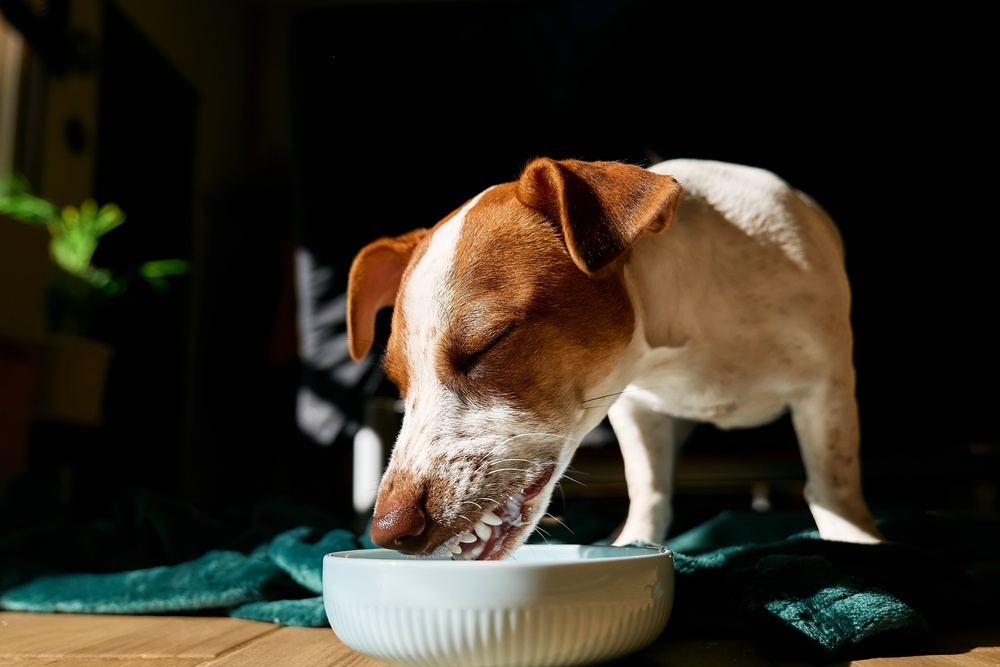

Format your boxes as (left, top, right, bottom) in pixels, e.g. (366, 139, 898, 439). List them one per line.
(606, 396, 693, 546)
(791, 373, 883, 543)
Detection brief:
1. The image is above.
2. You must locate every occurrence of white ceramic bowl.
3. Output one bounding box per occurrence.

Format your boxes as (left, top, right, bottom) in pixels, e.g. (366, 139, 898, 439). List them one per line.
(323, 543, 673, 667)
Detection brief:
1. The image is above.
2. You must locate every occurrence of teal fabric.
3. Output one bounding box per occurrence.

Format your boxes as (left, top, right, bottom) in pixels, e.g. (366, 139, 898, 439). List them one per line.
(231, 595, 327, 627)
(653, 509, 998, 661)
(1, 476, 997, 663)
(0, 478, 360, 626)
(1, 550, 285, 614)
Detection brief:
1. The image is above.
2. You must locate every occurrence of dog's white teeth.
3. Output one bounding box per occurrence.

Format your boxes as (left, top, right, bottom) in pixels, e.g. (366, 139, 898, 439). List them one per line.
(458, 531, 477, 543)
(480, 511, 502, 526)
(450, 541, 484, 561)
(473, 520, 492, 540)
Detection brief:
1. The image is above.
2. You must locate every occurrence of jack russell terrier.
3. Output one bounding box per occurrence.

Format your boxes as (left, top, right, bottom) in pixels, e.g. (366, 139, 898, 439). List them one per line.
(346, 157, 882, 561)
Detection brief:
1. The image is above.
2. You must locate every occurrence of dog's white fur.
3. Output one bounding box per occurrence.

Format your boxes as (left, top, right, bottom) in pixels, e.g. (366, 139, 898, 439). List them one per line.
(347, 157, 882, 560)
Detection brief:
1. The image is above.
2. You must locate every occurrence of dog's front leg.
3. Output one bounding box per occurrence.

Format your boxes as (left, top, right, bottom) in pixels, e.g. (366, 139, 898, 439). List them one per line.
(791, 374, 883, 543)
(606, 396, 693, 545)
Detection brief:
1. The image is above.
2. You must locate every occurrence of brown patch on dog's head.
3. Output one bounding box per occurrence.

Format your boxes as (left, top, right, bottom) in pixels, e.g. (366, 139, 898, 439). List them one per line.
(431, 182, 636, 422)
(425, 158, 684, 423)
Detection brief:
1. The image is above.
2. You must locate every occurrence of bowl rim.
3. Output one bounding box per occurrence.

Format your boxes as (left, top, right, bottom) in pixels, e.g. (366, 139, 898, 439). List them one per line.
(324, 543, 673, 567)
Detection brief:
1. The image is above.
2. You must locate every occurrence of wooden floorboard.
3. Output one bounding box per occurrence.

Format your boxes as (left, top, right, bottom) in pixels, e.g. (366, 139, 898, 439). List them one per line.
(207, 626, 378, 667)
(0, 660, 201, 667)
(0, 612, 276, 659)
(1, 612, 997, 666)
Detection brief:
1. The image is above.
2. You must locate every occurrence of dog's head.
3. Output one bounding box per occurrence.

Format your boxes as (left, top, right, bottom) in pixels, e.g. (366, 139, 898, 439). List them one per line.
(346, 157, 683, 560)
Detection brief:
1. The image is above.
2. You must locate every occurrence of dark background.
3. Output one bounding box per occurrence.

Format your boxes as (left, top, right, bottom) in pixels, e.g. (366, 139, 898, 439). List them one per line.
(5, 0, 996, 530)
(285, 1, 998, 520)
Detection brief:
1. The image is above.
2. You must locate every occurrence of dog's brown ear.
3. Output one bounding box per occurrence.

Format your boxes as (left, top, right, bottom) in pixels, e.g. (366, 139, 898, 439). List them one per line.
(347, 229, 428, 361)
(516, 157, 683, 275)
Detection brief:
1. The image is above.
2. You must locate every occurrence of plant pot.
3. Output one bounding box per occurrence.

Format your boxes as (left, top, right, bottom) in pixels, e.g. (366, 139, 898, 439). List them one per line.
(35, 333, 113, 427)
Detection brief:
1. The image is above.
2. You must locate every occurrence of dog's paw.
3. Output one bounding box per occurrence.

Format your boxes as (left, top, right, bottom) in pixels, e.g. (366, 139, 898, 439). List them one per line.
(810, 505, 884, 543)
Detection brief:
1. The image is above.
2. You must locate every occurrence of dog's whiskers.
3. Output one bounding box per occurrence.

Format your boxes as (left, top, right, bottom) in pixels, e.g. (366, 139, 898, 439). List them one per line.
(531, 525, 552, 542)
(458, 497, 500, 514)
(472, 457, 528, 476)
(469, 441, 519, 475)
(543, 512, 572, 534)
(469, 433, 570, 476)
(558, 462, 588, 487)
(558, 472, 586, 487)
(484, 467, 531, 476)
(581, 386, 662, 406)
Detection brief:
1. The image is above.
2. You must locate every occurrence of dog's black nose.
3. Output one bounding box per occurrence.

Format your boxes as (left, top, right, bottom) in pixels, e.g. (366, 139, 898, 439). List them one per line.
(370, 502, 427, 551)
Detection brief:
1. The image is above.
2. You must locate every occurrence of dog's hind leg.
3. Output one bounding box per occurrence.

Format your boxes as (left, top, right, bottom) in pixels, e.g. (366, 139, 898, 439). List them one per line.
(607, 397, 695, 546)
(790, 372, 883, 543)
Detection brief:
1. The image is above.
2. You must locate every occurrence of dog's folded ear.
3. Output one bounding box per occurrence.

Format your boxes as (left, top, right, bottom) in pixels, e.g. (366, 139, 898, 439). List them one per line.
(347, 228, 429, 361)
(516, 158, 683, 275)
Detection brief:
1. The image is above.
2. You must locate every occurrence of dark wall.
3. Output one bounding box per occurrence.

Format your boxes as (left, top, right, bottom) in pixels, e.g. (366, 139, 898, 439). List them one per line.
(289, 0, 996, 469)
(31, 0, 990, 521)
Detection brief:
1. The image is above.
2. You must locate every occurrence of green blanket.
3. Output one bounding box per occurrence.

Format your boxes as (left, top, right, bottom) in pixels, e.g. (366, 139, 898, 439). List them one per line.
(658, 509, 999, 661)
(1, 478, 996, 662)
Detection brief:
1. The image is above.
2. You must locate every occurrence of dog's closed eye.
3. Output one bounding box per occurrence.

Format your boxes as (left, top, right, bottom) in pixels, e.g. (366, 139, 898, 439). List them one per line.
(452, 324, 515, 376)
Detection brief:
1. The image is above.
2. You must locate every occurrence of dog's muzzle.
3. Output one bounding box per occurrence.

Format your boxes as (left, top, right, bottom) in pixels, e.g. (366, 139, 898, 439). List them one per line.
(370, 466, 554, 561)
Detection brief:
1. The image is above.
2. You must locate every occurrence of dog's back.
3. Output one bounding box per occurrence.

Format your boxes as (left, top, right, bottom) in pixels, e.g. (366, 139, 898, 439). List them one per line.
(622, 159, 854, 430)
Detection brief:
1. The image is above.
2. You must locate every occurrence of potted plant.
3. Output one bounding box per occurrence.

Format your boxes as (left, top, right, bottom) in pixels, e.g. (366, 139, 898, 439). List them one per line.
(0, 173, 188, 426)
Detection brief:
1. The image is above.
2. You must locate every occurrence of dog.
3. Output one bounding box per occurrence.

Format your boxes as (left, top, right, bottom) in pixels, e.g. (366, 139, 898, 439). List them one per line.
(346, 157, 883, 561)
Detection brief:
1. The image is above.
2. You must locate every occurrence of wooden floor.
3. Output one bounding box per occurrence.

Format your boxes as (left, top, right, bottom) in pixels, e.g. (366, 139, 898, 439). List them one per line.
(1, 611, 997, 667)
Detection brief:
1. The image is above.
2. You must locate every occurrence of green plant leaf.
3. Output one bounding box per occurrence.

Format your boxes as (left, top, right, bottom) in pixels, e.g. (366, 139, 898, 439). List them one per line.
(94, 203, 126, 235)
(0, 173, 176, 334)
(139, 259, 190, 278)
(139, 258, 190, 292)
(0, 173, 57, 224)
(50, 226, 99, 280)
(64, 204, 79, 224)
(79, 198, 98, 225)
